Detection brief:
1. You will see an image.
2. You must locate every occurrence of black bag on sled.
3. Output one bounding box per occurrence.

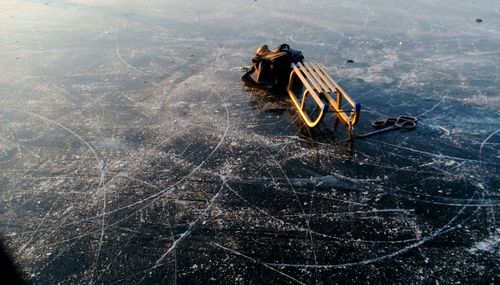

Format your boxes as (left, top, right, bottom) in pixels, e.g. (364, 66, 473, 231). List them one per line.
(242, 44, 304, 90)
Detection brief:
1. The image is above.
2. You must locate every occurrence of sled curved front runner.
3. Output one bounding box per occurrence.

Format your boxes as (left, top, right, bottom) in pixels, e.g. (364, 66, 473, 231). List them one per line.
(287, 62, 361, 131)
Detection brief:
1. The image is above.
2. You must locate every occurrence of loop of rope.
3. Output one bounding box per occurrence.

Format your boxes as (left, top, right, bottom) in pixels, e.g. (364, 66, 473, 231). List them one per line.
(371, 116, 417, 130)
(355, 116, 417, 139)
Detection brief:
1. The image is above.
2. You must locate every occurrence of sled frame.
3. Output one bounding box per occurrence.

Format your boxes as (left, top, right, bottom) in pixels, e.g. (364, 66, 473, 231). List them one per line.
(287, 62, 361, 130)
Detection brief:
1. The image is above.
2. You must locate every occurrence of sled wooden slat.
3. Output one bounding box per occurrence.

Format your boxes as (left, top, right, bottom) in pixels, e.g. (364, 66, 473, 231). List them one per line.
(287, 62, 361, 130)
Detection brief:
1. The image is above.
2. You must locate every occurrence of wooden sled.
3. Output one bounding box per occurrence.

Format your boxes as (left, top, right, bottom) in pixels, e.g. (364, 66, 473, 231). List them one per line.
(287, 62, 361, 131)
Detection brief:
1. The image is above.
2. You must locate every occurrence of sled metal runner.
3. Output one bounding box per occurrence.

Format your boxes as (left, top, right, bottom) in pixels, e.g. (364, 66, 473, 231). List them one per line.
(287, 62, 361, 130)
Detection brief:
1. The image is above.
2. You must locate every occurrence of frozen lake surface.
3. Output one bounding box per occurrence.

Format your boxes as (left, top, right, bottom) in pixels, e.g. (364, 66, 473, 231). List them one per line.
(1, 0, 499, 284)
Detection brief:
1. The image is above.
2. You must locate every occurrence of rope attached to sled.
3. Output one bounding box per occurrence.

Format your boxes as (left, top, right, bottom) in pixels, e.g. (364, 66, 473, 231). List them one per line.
(354, 116, 417, 139)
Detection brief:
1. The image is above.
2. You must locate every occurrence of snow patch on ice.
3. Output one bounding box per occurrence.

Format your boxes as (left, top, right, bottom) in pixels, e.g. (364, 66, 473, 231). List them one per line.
(470, 229, 500, 256)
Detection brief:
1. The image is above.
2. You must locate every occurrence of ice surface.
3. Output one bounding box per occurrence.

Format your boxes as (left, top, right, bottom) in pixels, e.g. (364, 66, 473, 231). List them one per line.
(0, 0, 499, 284)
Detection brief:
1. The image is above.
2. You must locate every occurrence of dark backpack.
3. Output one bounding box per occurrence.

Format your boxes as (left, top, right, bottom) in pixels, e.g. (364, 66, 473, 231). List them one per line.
(242, 44, 304, 90)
